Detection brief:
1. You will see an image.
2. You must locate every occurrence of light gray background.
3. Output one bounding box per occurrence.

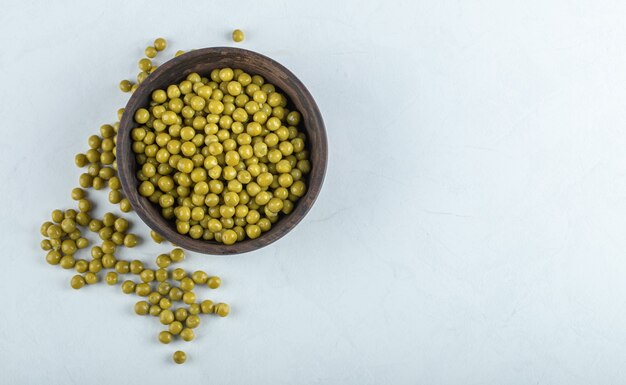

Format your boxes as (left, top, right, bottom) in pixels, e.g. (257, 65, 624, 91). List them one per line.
(1, 0, 626, 383)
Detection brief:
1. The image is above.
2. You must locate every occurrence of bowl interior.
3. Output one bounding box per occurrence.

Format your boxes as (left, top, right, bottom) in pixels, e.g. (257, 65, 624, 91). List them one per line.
(117, 47, 327, 254)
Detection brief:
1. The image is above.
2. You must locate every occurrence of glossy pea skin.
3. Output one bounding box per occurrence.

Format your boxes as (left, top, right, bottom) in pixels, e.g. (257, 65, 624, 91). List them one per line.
(215, 303, 230, 317)
(173, 350, 187, 364)
(104, 271, 118, 285)
(232, 29, 245, 42)
(84, 272, 98, 285)
(207, 276, 221, 289)
(149, 305, 162, 317)
(159, 331, 173, 344)
(70, 275, 86, 289)
(169, 321, 183, 335)
(200, 300, 214, 314)
(121, 280, 136, 294)
(180, 328, 194, 342)
(135, 301, 150, 315)
(154, 38, 167, 51)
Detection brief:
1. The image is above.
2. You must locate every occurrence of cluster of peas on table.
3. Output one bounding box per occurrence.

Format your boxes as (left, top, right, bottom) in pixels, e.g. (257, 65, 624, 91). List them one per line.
(129, 41, 311, 246)
(41, 37, 246, 365)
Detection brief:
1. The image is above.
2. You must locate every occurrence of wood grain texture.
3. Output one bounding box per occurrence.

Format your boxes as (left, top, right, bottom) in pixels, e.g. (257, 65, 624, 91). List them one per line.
(117, 47, 328, 255)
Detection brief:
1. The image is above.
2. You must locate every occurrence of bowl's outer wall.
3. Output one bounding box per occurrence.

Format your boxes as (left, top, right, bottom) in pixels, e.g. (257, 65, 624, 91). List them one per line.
(117, 47, 328, 254)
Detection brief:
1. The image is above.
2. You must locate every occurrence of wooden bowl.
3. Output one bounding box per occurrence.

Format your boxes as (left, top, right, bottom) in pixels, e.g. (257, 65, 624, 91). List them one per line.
(117, 47, 328, 255)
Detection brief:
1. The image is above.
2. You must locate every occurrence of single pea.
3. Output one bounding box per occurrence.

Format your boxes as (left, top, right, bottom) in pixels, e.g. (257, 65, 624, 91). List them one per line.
(92, 176, 105, 190)
(90, 246, 103, 259)
(113, 218, 128, 233)
(75, 153, 87, 167)
(170, 248, 185, 262)
(150, 230, 164, 244)
(119, 80, 132, 92)
(135, 108, 150, 124)
(156, 282, 172, 296)
(215, 303, 230, 317)
(174, 307, 188, 322)
(138, 58, 152, 72)
(155, 268, 168, 282)
(191, 271, 208, 285)
(159, 297, 172, 310)
(46, 250, 61, 265)
(232, 29, 245, 42)
(60, 218, 76, 233)
(180, 328, 194, 342)
(70, 275, 86, 290)
(182, 291, 196, 305)
(159, 331, 173, 344)
(200, 300, 214, 314)
(135, 301, 150, 315)
(61, 239, 77, 255)
(109, 176, 121, 190)
(207, 276, 222, 289)
(180, 277, 195, 291)
(41, 239, 52, 251)
(120, 198, 132, 213)
(169, 321, 183, 335)
(159, 309, 175, 325)
(188, 303, 201, 315)
(70, 188, 86, 201)
(190, 96, 206, 111)
(186, 315, 200, 329)
(121, 280, 136, 294)
(101, 240, 116, 254)
(148, 291, 162, 305)
(76, 212, 91, 227)
(59, 255, 76, 269)
(149, 305, 162, 317)
(105, 272, 118, 285)
(169, 287, 184, 302)
(135, 282, 151, 296)
(156, 254, 172, 268)
(139, 181, 155, 197)
(140, 269, 155, 283)
(73, 259, 88, 273)
(145, 46, 157, 58)
(51, 209, 64, 223)
(88, 259, 103, 273)
(114, 260, 130, 274)
(173, 350, 187, 364)
(154, 38, 167, 51)
(84, 272, 98, 285)
(102, 254, 117, 269)
(77, 199, 92, 212)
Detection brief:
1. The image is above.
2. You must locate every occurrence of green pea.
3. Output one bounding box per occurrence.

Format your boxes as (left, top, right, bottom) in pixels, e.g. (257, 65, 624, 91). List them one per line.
(180, 328, 194, 342)
(145, 46, 157, 58)
(207, 276, 221, 289)
(215, 303, 230, 317)
(84, 272, 98, 285)
(105, 272, 118, 285)
(135, 301, 150, 315)
(173, 350, 187, 364)
(119, 80, 132, 92)
(159, 331, 173, 344)
(70, 275, 86, 289)
(169, 321, 183, 335)
(154, 38, 167, 51)
(121, 280, 136, 294)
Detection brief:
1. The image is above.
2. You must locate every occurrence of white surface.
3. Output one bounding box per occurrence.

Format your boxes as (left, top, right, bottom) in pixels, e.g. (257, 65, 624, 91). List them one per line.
(2, 0, 626, 383)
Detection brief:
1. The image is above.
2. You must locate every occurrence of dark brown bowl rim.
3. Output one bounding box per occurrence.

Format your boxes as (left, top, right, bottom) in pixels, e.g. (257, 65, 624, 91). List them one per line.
(117, 47, 328, 255)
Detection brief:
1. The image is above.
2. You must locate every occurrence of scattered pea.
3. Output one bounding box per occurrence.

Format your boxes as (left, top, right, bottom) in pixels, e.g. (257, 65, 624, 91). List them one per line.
(173, 350, 186, 364)
(232, 29, 245, 43)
